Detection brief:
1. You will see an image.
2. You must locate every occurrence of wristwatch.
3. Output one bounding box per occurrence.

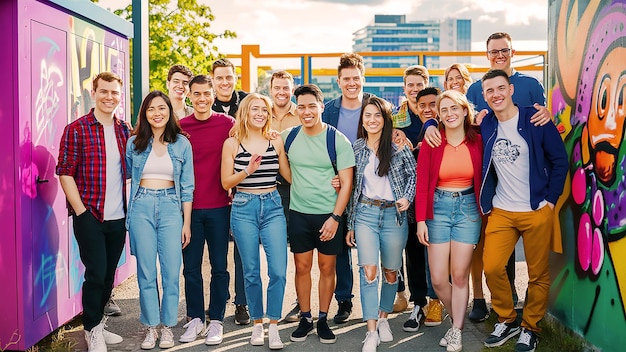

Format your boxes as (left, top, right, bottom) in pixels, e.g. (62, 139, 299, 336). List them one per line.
(330, 213, 341, 222)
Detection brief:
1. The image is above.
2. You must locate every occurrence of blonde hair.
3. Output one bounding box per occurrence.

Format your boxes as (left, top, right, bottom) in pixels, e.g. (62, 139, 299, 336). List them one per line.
(436, 90, 478, 143)
(444, 63, 472, 93)
(232, 93, 273, 141)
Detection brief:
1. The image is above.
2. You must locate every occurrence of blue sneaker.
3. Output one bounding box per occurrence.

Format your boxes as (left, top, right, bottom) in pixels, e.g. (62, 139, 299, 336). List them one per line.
(484, 321, 520, 347)
(515, 328, 538, 352)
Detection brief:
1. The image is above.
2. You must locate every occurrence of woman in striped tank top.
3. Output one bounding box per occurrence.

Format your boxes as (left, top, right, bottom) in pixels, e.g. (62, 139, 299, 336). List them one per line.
(221, 93, 292, 350)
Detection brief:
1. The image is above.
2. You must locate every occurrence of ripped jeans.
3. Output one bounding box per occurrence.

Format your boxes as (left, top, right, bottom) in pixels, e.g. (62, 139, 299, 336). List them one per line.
(353, 202, 408, 321)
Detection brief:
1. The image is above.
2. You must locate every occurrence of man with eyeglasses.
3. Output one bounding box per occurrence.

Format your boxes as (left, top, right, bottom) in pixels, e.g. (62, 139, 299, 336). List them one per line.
(424, 31, 552, 326)
(466, 31, 551, 316)
(466, 32, 547, 119)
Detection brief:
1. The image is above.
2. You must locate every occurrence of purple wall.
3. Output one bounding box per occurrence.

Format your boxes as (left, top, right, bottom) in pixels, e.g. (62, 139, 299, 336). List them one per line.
(0, 1, 133, 350)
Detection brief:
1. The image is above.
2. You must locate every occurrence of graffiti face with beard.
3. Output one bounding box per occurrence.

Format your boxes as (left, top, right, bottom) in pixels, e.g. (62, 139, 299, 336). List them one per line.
(584, 47, 626, 186)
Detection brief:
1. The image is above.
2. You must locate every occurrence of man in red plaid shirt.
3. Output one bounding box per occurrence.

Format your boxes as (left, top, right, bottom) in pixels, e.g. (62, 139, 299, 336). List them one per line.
(56, 72, 130, 352)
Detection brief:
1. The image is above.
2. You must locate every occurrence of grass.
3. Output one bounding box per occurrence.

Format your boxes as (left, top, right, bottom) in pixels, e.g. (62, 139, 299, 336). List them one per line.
(25, 317, 82, 352)
(480, 312, 586, 351)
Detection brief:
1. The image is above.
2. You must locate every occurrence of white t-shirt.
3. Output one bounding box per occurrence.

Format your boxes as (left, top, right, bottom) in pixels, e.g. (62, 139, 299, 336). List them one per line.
(362, 151, 394, 201)
(103, 124, 125, 220)
(491, 112, 546, 212)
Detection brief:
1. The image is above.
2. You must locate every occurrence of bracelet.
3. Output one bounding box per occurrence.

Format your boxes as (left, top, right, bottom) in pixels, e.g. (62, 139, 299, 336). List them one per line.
(242, 168, 250, 176)
(330, 213, 341, 222)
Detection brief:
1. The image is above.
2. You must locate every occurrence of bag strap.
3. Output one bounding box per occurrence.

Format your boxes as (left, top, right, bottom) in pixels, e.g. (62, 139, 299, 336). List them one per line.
(326, 125, 338, 175)
(285, 124, 338, 175)
(284, 125, 302, 153)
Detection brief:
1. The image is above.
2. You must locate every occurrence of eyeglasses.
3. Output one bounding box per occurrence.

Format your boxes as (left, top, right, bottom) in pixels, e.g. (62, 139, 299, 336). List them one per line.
(487, 48, 512, 57)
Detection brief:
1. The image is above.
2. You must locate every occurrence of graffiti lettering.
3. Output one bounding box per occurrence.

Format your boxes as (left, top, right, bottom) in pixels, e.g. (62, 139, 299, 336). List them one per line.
(34, 253, 66, 308)
(34, 60, 63, 146)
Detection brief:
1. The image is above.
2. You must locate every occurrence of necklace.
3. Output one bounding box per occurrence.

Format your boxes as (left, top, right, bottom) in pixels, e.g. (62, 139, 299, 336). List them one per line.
(447, 140, 465, 151)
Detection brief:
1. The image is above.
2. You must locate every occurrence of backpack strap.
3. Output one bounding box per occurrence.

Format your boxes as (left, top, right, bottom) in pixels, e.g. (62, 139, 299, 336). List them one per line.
(326, 125, 338, 175)
(284, 125, 302, 153)
(286, 124, 338, 175)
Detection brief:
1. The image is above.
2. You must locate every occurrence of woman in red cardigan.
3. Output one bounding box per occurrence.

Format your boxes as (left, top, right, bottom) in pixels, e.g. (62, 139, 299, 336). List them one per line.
(415, 90, 483, 352)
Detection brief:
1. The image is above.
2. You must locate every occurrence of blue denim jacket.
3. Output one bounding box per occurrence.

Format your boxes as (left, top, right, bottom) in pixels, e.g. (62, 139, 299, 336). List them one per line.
(347, 138, 417, 230)
(125, 134, 195, 228)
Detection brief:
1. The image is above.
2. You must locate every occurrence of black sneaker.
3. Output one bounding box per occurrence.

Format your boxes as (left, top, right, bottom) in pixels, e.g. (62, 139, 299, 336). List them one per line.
(515, 328, 538, 352)
(333, 300, 352, 324)
(316, 317, 336, 344)
(284, 301, 301, 323)
(468, 298, 490, 322)
(290, 317, 313, 342)
(403, 305, 424, 332)
(484, 321, 521, 347)
(234, 304, 251, 325)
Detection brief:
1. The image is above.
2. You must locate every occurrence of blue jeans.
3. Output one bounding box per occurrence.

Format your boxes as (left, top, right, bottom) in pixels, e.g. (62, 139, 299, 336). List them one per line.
(128, 187, 182, 327)
(184, 206, 231, 322)
(231, 190, 287, 320)
(354, 202, 408, 321)
(233, 242, 247, 305)
(335, 217, 354, 302)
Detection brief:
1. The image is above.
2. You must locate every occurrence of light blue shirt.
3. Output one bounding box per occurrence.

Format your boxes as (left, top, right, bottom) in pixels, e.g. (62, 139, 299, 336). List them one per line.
(125, 134, 195, 229)
(336, 106, 361, 144)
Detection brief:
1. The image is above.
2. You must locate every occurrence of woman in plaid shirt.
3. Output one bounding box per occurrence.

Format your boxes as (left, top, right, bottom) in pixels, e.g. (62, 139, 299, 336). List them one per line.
(345, 96, 416, 352)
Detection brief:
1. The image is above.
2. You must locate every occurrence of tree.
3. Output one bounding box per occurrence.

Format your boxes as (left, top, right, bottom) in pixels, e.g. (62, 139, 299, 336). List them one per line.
(94, 0, 236, 92)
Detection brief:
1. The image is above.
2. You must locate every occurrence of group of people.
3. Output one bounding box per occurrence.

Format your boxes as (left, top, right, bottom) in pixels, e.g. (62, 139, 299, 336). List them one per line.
(56, 31, 568, 352)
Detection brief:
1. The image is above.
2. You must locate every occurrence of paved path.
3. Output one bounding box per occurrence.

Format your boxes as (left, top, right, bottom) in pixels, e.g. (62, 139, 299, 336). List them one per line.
(64, 242, 529, 351)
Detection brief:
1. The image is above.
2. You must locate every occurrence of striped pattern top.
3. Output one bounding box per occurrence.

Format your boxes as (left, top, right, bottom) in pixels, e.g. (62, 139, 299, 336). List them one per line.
(234, 141, 279, 189)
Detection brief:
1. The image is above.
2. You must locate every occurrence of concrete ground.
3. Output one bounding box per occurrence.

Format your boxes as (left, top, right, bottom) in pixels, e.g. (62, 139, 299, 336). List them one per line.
(63, 241, 529, 352)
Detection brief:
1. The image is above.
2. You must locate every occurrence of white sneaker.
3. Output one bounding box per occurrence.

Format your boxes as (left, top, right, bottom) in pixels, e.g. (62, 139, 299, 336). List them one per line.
(376, 318, 393, 342)
(268, 324, 284, 350)
(446, 326, 462, 352)
(440, 327, 453, 347)
(204, 320, 223, 345)
(98, 316, 123, 345)
(159, 326, 175, 349)
(362, 330, 380, 352)
(140, 326, 158, 350)
(102, 329, 123, 345)
(179, 317, 204, 343)
(251, 323, 264, 346)
(85, 324, 107, 352)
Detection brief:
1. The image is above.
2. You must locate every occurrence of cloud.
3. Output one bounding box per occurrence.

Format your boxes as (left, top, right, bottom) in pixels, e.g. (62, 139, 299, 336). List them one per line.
(406, 0, 547, 44)
(306, 0, 387, 4)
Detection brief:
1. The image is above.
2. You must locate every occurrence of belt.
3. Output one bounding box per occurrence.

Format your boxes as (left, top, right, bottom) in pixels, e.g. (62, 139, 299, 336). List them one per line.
(435, 187, 474, 198)
(359, 195, 396, 208)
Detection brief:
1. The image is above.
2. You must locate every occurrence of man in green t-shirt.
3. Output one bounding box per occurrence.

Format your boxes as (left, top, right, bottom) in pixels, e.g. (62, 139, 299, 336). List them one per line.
(281, 84, 355, 344)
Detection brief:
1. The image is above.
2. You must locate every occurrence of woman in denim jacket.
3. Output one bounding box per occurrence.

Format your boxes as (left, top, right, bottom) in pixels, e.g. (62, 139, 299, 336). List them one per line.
(345, 96, 416, 352)
(126, 91, 194, 349)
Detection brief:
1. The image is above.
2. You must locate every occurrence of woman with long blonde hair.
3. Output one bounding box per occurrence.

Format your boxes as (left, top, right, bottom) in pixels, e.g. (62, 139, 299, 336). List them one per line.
(221, 93, 291, 350)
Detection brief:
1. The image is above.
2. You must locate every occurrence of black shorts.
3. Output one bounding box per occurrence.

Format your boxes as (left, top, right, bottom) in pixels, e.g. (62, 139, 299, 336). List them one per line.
(288, 210, 344, 255)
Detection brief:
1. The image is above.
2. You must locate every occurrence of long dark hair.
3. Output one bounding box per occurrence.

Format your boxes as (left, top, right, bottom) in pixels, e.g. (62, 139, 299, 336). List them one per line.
(133, 90, 182, 153)
(358, 96, 393, 176)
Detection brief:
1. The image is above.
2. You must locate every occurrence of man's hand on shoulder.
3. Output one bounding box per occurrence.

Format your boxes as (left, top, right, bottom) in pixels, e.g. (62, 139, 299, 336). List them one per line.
(530, 104, 553, 126)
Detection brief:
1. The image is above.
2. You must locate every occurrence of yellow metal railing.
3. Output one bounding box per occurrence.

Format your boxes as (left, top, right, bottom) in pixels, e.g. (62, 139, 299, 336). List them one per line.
(228, 44, 547, 92)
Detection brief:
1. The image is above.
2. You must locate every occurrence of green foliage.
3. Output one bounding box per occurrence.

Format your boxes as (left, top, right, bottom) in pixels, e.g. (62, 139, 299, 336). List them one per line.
(99, 0, 236, 92)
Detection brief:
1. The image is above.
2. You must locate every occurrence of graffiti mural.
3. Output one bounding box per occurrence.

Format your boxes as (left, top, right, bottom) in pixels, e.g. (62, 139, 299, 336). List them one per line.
(548, 0, 626, 350)
(0, 0, 132, 349)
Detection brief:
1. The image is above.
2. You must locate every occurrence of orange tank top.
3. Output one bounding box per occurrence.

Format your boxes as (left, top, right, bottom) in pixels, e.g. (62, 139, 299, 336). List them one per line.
(437, 143, 474, 188)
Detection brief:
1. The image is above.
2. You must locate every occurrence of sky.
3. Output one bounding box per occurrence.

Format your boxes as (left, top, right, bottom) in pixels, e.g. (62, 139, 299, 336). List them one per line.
(97, 0, 549, 56)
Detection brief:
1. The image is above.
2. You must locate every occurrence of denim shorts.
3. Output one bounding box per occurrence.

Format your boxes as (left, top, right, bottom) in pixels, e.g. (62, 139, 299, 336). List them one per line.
(425, 188, 481, 245)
